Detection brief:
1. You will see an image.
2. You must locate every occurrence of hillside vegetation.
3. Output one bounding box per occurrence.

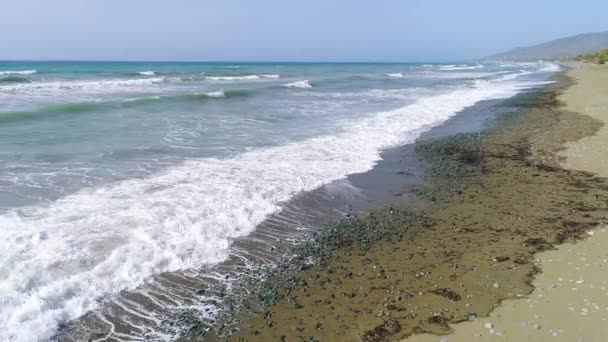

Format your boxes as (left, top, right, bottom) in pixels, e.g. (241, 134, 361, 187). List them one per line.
(574, 49, 608, 64)
(488, 31, 608, 61)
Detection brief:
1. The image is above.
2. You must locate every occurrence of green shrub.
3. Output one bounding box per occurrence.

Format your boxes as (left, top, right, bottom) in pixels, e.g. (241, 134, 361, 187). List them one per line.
(573, 48, 608, 64)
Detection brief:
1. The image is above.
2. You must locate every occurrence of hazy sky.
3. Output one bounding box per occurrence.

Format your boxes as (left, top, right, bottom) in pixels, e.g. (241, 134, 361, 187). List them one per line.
(1, 0, 606, 61)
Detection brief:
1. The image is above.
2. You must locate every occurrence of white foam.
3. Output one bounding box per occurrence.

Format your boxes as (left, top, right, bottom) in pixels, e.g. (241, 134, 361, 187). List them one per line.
(202, 91, 225, 98)
(205, 74, 279, 81)
(206, 75, 260, 81)
(297, 88, 429, 101)
(0, 74, 534, 341)
(386, 73, 404, 78)
(0, 77, 166, 92)
(495, 70, 534, 81)
(0, 70, 37, 75)
(538, 63, 561, 72)
(138, 71, 156, 76)
(418, 72, 490, 79)
(283, 80, 312, 88)
(123, 95, 162, 102)
(439, 64, 484, 71)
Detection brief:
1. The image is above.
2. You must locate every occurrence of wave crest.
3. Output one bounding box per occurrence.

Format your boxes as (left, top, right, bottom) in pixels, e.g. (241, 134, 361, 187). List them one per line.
(0, 69, 37, 75)
(439, 64, 484, 71)
(0, 77, 167, 92)
(206, 74, 280, 81)
(283, 80, 312, 88)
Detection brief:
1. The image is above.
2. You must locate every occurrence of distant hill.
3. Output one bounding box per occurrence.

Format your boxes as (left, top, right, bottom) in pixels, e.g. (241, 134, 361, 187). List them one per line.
(486, 31, 608, 61)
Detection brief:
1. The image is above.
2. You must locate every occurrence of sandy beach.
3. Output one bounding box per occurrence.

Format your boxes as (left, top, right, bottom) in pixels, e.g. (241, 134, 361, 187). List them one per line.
(407, 63, 608, 341)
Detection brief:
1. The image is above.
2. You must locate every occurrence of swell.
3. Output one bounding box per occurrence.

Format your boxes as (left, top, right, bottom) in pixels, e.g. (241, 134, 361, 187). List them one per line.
(0, 89, 255, 123)
(0, 76, 32, 83)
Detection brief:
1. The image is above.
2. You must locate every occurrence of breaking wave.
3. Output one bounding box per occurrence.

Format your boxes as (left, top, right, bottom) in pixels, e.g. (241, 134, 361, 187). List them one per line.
(283, 80, 312, 88)
(0, 69, 37, 75)
(205, 74, 280, 81)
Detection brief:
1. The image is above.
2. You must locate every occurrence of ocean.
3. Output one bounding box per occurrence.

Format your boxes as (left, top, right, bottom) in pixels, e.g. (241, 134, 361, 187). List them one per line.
(0, 61, 558, 341)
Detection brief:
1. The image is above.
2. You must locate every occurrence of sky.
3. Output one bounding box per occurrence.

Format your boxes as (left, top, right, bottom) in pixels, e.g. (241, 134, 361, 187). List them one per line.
(1, 0, 606, 62)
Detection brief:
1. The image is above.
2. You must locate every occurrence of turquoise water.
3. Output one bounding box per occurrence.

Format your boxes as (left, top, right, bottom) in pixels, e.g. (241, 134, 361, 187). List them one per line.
(0, 61, 558, 341)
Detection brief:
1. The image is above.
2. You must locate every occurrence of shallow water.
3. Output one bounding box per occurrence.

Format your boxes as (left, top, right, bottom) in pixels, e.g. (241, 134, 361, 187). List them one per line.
(0, 61, 557, 341)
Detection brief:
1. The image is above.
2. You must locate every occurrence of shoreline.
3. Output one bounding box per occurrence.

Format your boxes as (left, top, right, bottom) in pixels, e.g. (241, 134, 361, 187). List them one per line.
(189, 67, 608, 341)
(407, 63, 608, 341)
(53, 66, 541, 342)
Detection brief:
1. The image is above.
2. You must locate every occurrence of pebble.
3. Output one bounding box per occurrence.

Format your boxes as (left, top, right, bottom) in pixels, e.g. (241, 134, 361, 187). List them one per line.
(484, 322, 494, 329)
(440, 337, 448, 342)
(493, 282, 501, 289)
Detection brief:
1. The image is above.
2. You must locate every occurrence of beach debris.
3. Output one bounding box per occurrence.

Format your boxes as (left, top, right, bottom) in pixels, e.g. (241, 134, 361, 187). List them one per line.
(362, 320, 402, 342)
(430, 288, 462, 301)
(467, 313, 478, 321)
(524, 237, 553, 251)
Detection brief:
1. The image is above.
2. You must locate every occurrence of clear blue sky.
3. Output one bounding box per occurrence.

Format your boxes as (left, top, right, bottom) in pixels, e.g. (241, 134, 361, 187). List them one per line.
(1, 0, 606, 61)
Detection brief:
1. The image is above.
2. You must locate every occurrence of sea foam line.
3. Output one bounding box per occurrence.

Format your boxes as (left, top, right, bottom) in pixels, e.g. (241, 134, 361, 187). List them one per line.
(0, 67, 553, 342)
(0, 77, 167, 92)
(0, 70, 37, 75)
(439, 64, 484, 71)
(283, 80, 312, 88)
(205, 74, 280, 81)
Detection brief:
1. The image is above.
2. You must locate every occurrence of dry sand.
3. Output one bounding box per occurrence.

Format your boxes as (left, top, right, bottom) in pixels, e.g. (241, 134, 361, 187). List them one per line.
(406, 63, 608, 342)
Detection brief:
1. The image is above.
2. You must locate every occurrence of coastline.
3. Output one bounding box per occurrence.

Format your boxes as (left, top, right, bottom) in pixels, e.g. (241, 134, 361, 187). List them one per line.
(49, 65, 553, 342)
(407, 62, 608, 341)
(192, 66, 608, 341)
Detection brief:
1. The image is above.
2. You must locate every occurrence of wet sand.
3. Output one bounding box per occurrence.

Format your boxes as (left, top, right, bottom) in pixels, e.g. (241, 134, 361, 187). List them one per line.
(193, 69, 608, 341)
(407, 63, 608, 341)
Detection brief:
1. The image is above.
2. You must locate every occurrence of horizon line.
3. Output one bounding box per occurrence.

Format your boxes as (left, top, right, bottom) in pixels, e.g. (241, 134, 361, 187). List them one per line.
(0, 59, 480, 64)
